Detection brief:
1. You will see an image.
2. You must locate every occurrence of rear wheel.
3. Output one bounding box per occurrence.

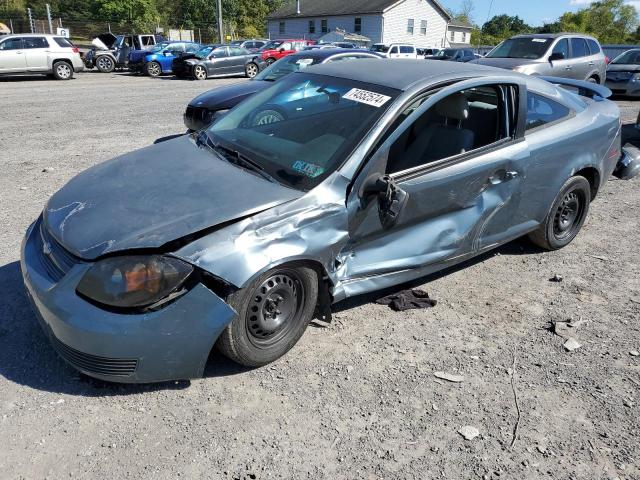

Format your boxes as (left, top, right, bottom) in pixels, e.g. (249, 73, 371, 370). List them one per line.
(528, 176, 591, 250)
(217, 266, 318, 367)
(96, 55, 115, 73)
(52, 61, 73, 80)
(245, 62, 259, 78)
(144, 61, 162, 77)
(193, 64, 208, 80)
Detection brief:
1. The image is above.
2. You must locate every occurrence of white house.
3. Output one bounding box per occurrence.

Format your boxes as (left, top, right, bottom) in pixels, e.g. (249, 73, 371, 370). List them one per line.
(267, 0, 452, 49)
(446, 21, 473, 47)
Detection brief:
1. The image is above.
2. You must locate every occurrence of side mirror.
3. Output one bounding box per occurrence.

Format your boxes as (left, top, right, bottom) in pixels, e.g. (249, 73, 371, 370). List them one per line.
(549, 52, 565, 61)
(163, 51, 172, 56)
(279, 48, 285, 52)
(358, 173, 408, 229)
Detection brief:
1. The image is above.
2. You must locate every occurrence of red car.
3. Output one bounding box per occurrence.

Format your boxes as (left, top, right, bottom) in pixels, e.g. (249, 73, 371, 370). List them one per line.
(261, 39, 315, 65)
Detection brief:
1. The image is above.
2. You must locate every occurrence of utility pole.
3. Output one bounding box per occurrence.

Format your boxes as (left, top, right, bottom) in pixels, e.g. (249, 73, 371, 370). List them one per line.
(46, 3, 53, 34)
(217, 0, 223, 43)
(27, 8, 34, 33)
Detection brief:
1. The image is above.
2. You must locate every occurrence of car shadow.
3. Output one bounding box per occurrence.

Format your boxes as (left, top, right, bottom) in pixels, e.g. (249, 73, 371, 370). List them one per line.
(0, 237, 542, 393)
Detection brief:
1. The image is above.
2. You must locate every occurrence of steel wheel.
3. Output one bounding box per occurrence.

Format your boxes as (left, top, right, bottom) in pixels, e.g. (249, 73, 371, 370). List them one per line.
(53, 61, 72, 80)
(245, 270, 306, 348)
(145, 61, 161, 77)
(96, 56, 114, 73)
(193, 65, 207, 80)
(245, 62, 259, 78)
(553, 190, 585, 241)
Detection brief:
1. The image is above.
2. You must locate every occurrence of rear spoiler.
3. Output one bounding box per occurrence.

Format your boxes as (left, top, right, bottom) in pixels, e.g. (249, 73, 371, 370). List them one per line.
(539, 76, 612, 100)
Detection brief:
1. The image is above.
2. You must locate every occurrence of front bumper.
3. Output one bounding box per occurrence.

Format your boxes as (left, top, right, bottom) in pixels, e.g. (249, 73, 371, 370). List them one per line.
(605, 78, 640, 96)
(614, 144, 640, 180)
(20, 219, 236, 383)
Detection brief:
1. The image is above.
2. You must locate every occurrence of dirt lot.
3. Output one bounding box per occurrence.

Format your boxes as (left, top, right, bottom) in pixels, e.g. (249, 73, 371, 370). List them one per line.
(0, 71, 639, 480)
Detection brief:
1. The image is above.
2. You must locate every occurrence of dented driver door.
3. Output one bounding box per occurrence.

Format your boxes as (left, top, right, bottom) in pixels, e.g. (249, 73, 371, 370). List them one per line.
(341, 78, 531, 286)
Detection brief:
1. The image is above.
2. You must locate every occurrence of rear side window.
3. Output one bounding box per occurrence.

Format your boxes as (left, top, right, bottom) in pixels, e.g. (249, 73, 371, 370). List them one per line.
(0, 38, 23, 50)
(587, 39, 601, 55)
(571, 38, 589, 58)
(53, 37, 73, 48)
(24, 37, 49, 48)
(400, 46, 414, 54)
(526, 93, 570, 131)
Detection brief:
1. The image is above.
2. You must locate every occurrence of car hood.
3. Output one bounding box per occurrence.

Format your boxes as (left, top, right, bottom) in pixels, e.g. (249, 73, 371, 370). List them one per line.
(471, 57, 539, 69)
(189, 80, 271, 110)
(92, 33, 118, 50)
(43, 135, 302, 260)
(607, 64, 640, 72)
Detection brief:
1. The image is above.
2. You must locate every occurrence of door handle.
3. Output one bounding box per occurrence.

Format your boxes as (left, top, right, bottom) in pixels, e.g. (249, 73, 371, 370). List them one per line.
(565, 66, 572, 70)
(589, 61, 595, 66)
(16, 51, 23, 54)
(488, 170, 518, 185)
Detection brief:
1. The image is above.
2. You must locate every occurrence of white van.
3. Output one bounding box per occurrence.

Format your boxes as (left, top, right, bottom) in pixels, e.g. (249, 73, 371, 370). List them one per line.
(370, 43, 418, 59)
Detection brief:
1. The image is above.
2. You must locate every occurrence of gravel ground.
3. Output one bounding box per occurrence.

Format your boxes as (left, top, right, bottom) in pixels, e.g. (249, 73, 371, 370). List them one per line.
(1, 72, 639, 480)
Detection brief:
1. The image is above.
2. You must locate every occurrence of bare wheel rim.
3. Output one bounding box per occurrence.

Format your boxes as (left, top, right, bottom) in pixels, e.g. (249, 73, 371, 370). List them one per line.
(56, 63, 71, 79)
(246, 63, 258, 77)
(147, 62, 160, 76)
(97, 57, 113, 71)
(245, 270, 306, 348)
(553, 190, 585, 240)
(194, 65, 207, 80)
(253, 109, 284, 126)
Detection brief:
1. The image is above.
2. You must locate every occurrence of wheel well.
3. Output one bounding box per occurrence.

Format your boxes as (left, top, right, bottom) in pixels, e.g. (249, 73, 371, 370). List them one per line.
(575, 167, 600, 200)
(52, 58, 72, 67)
(589, 74, 600, 83)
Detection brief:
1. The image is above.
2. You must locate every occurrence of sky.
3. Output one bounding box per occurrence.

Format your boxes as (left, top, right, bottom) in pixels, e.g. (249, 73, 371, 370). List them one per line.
(441, 0, 640, 27)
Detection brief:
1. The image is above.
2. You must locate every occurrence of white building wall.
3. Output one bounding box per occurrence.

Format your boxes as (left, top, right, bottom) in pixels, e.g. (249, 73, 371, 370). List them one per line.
(446, 26, 472, 45)
(382, 0, 448, 48)
(267, 15, 383, 43)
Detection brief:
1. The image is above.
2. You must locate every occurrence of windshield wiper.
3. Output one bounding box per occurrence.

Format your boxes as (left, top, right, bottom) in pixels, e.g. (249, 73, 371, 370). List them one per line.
(201, 135, 278, 184)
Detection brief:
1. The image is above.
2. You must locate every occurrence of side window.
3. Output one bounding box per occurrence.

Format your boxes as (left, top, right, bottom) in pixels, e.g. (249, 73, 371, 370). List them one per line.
(587, 39, 601, 55)
(230, 47, 247, 56)
(390, 46, 399, 54)
(279, 22, 285, 35)
(552, 38, 569, 59)
(186, 43, 200, 53)
(526, 93, 570, 131)
(321, 19, 328, 33)
(142, 36, 154, 46)
(23, 37, 49, 48)
(386, 86, 506, 174)
(400, 46, 413, 54)
(281, 42, 292, 50)
(570, 38, 589, 58)
(212, 47, 228, 58)
(0, 38, 23, 50)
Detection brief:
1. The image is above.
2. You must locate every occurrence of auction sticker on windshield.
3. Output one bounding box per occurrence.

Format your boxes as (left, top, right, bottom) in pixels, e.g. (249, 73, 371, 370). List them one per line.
(343, 88, 391, 107)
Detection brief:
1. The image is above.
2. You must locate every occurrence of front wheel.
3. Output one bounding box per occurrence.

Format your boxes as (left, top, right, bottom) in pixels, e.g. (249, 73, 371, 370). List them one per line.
(192, 64, 208, 80)
(52, 61, 73, 80)
(265, 57, 276, 65)
(96, 55, 115, 73)
(216, 266, 318, 367)
(144, 61, 162, 77)
(528, 176, 591, 250)
(245, 62, 259, 78)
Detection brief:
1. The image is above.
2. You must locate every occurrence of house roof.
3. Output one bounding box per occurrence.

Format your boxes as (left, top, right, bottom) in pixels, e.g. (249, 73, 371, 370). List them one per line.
(268, 0, 451, 21)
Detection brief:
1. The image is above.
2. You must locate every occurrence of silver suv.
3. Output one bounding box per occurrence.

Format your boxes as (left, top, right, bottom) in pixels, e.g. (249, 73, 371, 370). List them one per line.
(473, 33, 606, 84)
(0, 34, 84, 80)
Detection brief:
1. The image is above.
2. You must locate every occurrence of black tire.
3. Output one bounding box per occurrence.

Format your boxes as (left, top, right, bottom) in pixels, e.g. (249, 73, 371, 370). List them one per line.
(144, 61, 162, 77)
(528, 176, 591, 250)
(192, 64, 208, 80)
(52, 61, 73, 80)
(96, 55, 115, 73)
(217, 266, 318, 367)
(245, 62, 259, 78)
(587, 76, 599, 84)
(265, 57, 277, 65)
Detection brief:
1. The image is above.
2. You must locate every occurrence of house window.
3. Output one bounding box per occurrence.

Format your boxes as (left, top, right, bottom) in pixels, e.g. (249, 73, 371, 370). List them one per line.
(407, 18, 414, 34)
(309, 20, 315, 34)
(420, 20, 427, 35)
(462, 32, 466, 42)
(450, 30, 455, 42)
(279, 21, 285, 35)
(321, 19, 328, 33)
(354, 17, 362, 34)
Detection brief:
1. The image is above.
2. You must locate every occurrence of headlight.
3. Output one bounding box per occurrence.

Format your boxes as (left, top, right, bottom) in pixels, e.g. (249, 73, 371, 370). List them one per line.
(77, 255, 193, 309)
(633, 73, 640, 81)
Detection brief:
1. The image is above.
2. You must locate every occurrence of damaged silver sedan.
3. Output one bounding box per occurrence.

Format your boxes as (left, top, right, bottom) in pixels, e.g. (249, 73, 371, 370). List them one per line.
(21, 60, 637, 383)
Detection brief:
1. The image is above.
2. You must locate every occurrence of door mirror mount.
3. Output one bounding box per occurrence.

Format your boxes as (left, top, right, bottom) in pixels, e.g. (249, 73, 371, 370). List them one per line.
(358, 173, 408, 229)
(549, 52, 565, 62)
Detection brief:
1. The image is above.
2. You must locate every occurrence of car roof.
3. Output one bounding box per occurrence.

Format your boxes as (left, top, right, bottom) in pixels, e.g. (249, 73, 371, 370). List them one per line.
(513, 33, 599, 41)
(1, 33, 63, 38)
(288, 48, 379, 60)
(304, 58, 510, 90)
